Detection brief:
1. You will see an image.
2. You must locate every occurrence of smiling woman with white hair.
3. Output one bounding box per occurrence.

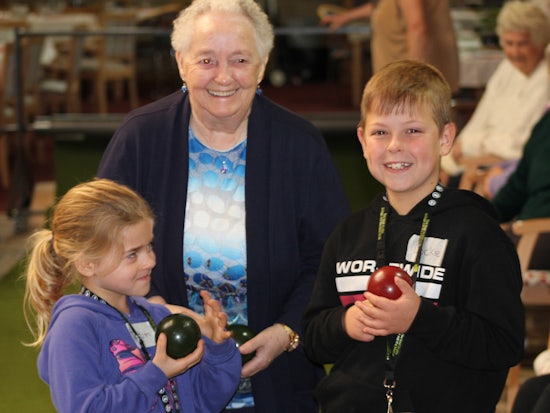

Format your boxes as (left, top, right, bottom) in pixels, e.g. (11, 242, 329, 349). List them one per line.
(97, 0, 351, 412)
(441, 0, 550, 187)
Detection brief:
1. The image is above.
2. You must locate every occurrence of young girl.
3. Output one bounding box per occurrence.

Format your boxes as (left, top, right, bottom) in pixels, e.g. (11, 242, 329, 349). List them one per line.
(23, 179, 241, 413)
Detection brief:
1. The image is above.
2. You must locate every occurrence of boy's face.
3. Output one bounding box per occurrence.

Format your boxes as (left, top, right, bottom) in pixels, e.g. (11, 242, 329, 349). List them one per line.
(357, 103, 455, 212)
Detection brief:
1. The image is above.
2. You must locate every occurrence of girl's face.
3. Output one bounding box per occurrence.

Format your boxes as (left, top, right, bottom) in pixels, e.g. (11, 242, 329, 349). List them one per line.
(175, 11, 267, 128)
(357, 103, 455, 214)
(83, 219, 156, 311)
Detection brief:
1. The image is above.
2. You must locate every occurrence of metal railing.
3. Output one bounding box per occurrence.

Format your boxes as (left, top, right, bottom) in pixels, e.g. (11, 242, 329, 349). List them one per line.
(6, 24, 370, 229)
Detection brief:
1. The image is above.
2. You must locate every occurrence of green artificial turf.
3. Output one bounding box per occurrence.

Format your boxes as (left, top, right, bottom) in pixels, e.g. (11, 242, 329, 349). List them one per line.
(0, 259, 55, 412)
(54, 135, 111, 197)
(324, 131, 383, 211)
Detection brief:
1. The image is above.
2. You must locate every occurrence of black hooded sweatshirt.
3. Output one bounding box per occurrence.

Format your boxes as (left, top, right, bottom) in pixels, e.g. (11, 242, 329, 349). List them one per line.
(303, 187, 525, 413)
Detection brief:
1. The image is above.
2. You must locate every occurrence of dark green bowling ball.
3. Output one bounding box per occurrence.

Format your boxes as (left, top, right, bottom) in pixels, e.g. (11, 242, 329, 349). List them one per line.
(227, 324, 256, 364)
(156, 314, 201, 359)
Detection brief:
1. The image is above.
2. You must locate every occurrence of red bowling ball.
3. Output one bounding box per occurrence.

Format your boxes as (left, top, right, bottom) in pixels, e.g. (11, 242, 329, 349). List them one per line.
(366, 266, 413, 299)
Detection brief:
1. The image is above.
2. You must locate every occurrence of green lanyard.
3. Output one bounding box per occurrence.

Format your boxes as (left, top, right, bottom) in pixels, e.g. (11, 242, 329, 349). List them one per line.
(377, 208, 429, 365)
(376, 185, 442, 411)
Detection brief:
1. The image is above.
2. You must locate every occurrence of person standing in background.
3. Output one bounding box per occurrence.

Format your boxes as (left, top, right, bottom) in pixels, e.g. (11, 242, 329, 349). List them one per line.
(97, 0, 351, 412)
(320, 0, 459, 92)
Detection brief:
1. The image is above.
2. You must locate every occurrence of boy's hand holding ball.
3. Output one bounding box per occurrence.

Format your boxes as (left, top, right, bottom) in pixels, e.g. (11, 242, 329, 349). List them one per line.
(366, 265, 413, 299)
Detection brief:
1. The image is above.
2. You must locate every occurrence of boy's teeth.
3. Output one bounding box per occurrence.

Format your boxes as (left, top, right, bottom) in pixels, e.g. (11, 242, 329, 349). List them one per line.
(387, 162, 410, 170)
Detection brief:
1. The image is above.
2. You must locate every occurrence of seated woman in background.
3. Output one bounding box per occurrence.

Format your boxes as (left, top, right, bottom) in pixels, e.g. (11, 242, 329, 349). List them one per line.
(492, 110, 550, 223)
(441, 1, 550, 187)
(463, 99, 550, 200)
(491, 107, 550, 269)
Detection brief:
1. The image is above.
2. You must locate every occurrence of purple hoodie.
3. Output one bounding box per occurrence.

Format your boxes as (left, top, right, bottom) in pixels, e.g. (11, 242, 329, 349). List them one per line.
(38, 295, 240, 412)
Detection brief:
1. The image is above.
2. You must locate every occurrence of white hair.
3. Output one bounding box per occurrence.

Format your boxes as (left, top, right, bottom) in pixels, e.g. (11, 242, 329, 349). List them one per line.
(171, 0, 274, 61)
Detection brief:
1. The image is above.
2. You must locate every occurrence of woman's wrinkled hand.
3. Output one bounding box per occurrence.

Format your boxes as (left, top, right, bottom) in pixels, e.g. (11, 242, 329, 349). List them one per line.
(237, 324, 289, 378)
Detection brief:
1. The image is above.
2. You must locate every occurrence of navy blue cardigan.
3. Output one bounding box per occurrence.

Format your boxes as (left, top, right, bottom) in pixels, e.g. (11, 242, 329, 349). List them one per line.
(97, 91, 351, 412)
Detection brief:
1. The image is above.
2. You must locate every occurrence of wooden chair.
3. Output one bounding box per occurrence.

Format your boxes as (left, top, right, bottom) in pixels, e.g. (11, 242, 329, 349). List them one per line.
(39, 29, 86, 114)
(79, 11, 139, 113)
(0, 42, 12, 189)
(0, 35, 44, 189)
(505, 218, 550, 412)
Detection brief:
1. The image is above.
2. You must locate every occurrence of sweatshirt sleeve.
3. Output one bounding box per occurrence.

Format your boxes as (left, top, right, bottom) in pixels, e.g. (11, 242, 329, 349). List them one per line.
(405, 216, 525, 370)
(182, 337, 242, 412)
(39, 309, 170, 413)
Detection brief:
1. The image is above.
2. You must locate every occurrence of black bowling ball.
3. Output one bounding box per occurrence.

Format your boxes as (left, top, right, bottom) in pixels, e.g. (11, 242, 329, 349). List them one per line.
(227, 324, 256, 364)
(156, 314, 201, 359)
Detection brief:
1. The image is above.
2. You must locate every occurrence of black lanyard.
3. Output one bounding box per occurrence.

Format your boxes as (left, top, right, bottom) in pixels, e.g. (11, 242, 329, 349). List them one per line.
(375, 184, 443, 411)
(80, 286, 181, 413)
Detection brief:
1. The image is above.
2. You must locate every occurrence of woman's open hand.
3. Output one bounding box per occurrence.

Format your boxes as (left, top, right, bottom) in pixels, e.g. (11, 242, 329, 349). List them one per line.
(237, 324, 289, 378)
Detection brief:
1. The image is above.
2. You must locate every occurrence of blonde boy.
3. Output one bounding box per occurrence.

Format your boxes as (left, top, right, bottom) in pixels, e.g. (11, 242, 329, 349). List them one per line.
(302, 60, 525, 413)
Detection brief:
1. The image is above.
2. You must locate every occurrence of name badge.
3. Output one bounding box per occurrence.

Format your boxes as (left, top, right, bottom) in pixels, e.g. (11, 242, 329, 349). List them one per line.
(126, 321, 157, 348)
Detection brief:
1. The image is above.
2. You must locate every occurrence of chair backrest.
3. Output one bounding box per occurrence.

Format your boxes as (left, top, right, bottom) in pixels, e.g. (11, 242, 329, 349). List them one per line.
(505, 218, 550, 412)
(100, 11, 137, 63)
(1, 35, 44, 125)
(0, 43, 11, 128)
(513, 218, 550, 274)
(22, 36, 44, 99)
(1, 42, 18, 108)
(40, 28, 87, 113)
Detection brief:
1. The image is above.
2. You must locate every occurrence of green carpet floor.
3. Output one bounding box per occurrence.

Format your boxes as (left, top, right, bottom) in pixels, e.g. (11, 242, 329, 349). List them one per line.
(0, 128, 381, 411)
(0, 259, 55, 412)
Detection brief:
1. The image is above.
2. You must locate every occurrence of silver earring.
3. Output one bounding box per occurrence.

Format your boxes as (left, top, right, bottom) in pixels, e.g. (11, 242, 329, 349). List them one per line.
(181, 82, 188, 93)
(256, 85, 262, 96)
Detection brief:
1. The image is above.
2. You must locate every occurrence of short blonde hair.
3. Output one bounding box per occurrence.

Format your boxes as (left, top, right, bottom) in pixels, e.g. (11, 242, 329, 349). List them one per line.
(359, 60, 452, 132)
(171, 0, 274, 61)
(497, 1, 550, 48)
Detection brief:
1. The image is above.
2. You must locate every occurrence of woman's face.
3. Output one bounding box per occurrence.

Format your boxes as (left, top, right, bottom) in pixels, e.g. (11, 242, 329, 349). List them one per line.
(176, 11, 268, 127)
(501, 30, 545, 76)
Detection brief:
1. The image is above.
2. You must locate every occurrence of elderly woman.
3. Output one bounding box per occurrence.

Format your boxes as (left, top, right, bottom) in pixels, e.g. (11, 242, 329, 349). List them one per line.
(97, 0, 350, 412)
(441, 0, 550, 186)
